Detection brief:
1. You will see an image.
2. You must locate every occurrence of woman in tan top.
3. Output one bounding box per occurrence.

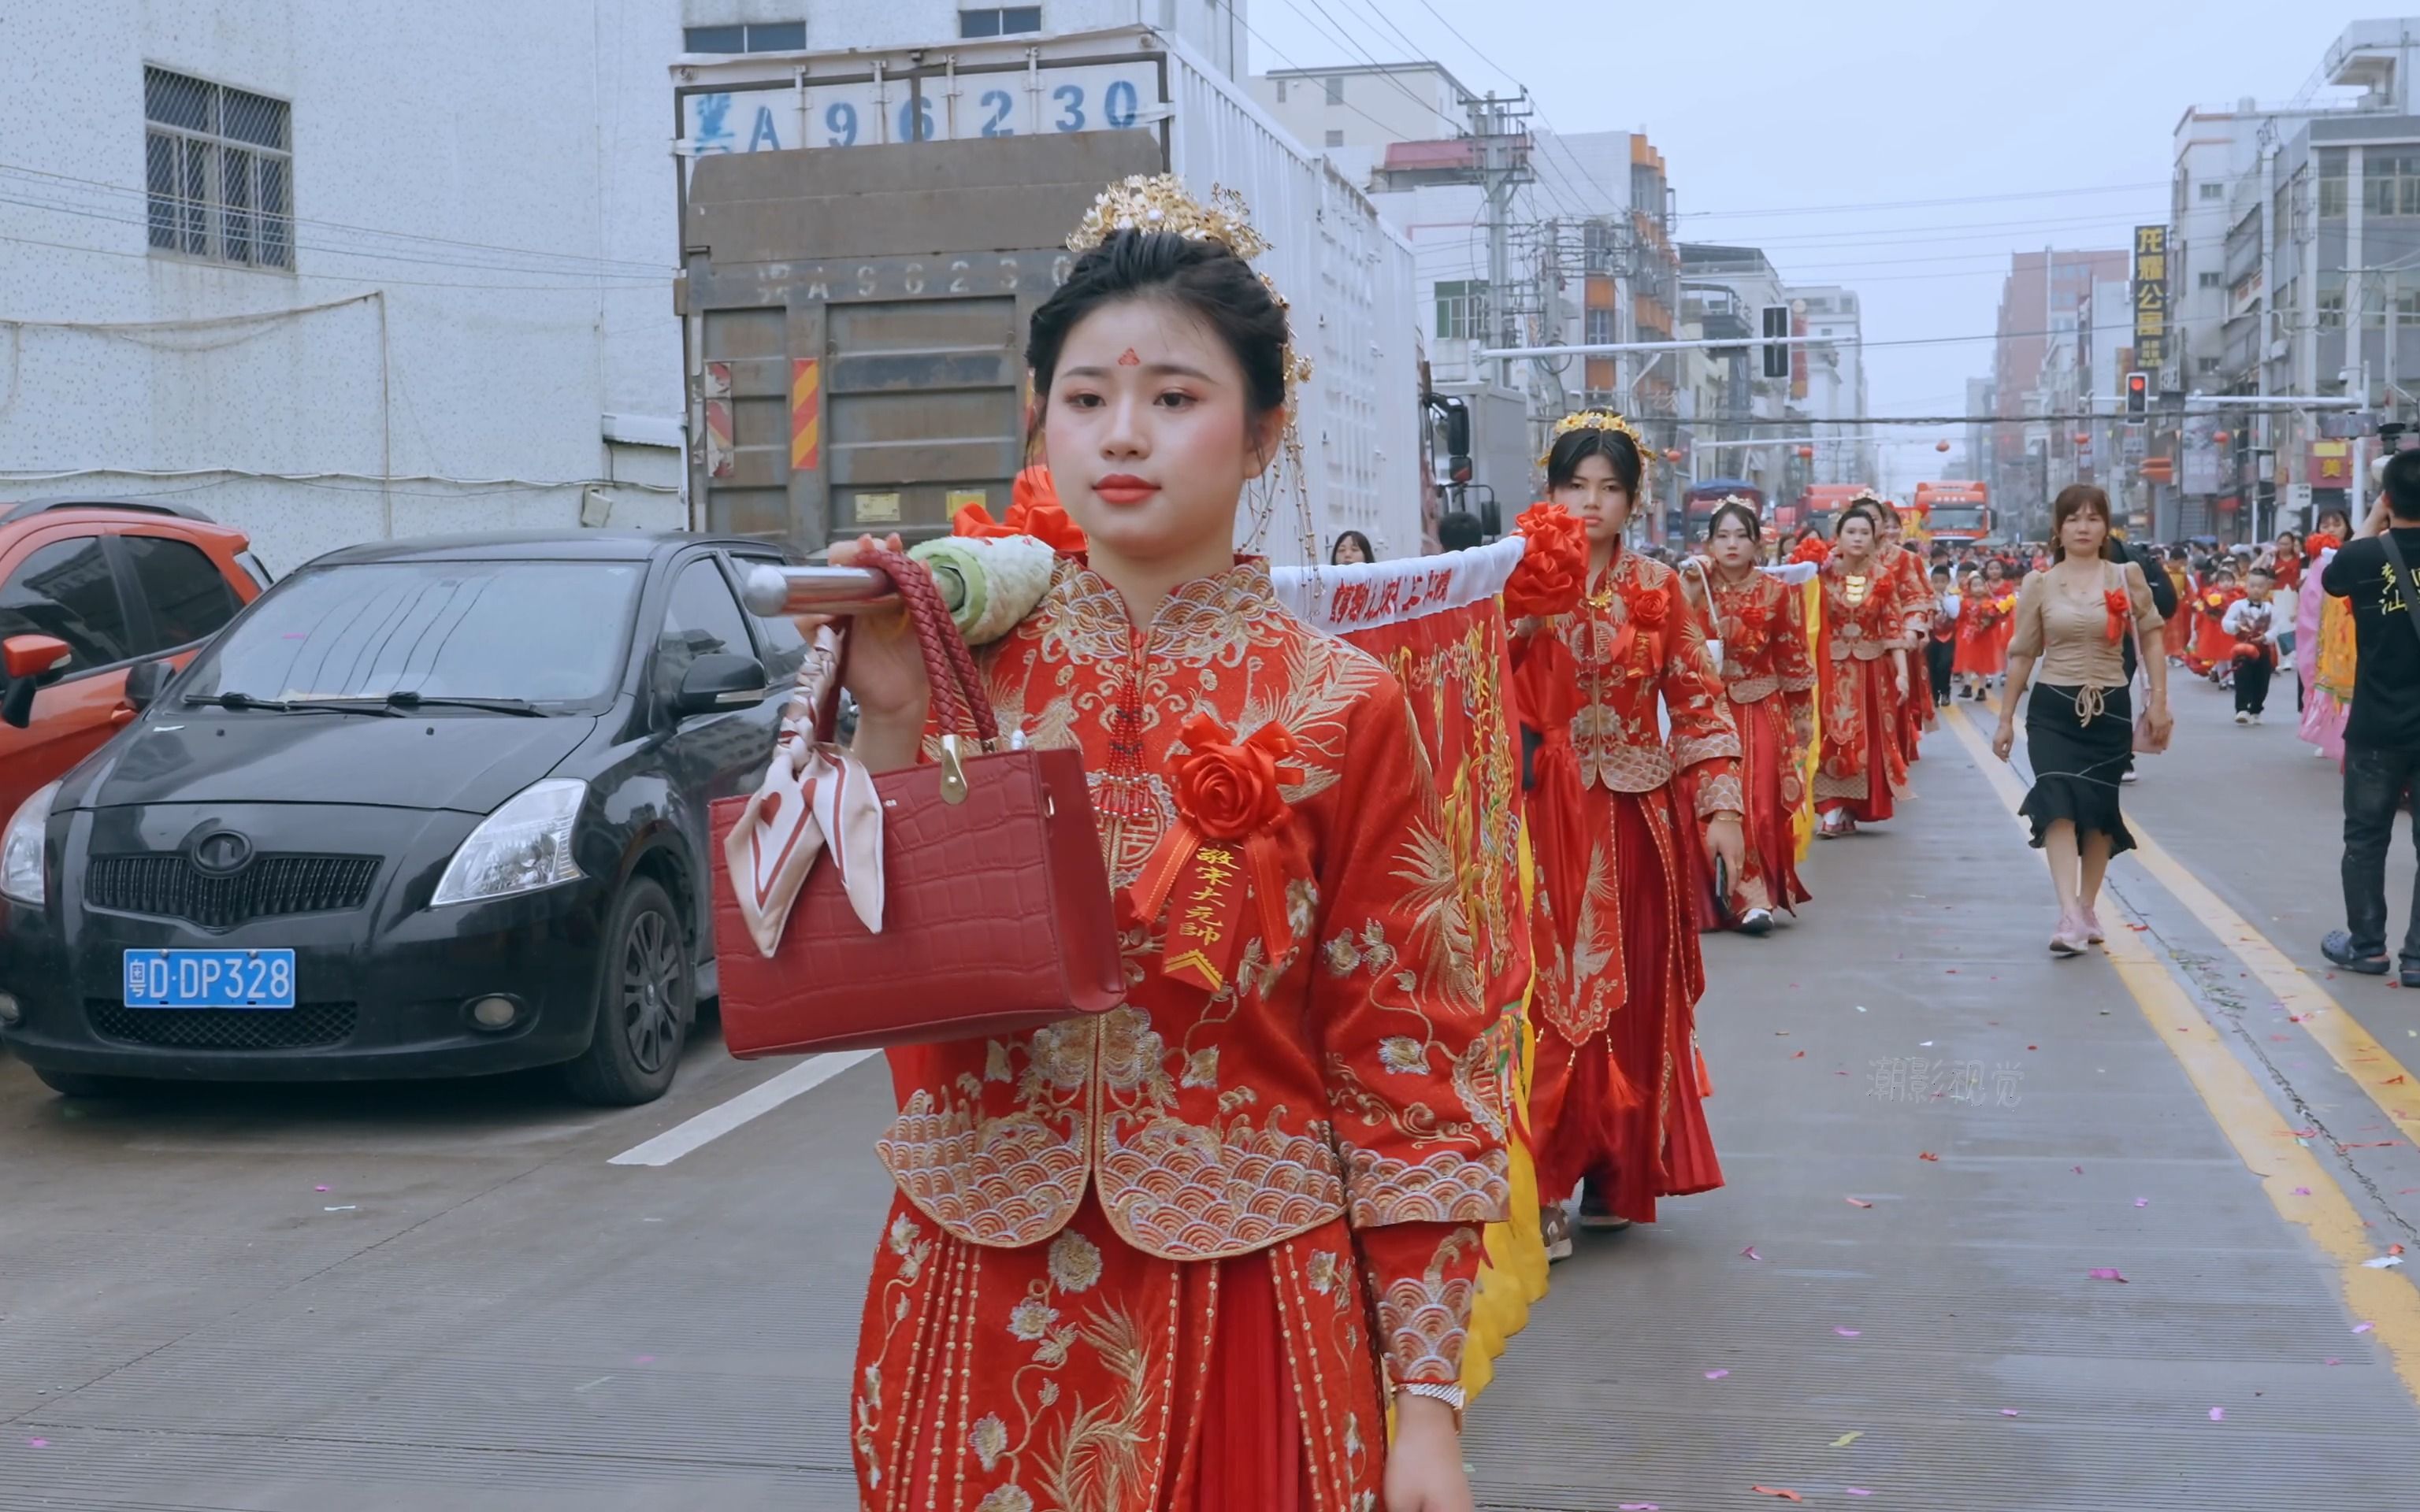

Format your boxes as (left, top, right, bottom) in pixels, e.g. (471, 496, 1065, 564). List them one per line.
(1992, 485, 2172, 954)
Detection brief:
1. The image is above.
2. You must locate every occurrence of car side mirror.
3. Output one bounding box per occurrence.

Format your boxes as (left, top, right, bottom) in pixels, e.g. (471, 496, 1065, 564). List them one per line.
(122, 659, 172, 713)
(672, 652, 767, 720)
(1, 634, 71, 730)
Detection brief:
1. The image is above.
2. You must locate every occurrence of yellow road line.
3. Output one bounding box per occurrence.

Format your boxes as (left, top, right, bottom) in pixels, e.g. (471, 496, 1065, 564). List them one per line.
(1944, 705, 2420, 1144)
(2124, 830, 2420, 1144)
(1939, 706, 2420, 1401)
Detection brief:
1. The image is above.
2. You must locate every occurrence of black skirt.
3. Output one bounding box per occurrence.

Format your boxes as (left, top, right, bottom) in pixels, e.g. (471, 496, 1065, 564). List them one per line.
(2020, 683, 2134, 854)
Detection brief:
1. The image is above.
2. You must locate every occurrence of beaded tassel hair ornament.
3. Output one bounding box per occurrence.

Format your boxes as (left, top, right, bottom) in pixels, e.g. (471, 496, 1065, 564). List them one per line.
(1067, 174, 1319, 565)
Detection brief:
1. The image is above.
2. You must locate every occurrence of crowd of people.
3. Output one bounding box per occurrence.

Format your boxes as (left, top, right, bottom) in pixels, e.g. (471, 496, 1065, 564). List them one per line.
(778, 172, 2420, 1512)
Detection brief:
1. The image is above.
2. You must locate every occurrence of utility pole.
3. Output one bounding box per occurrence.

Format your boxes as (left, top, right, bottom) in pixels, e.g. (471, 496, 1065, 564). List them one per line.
(1468, 91, 1534, 392)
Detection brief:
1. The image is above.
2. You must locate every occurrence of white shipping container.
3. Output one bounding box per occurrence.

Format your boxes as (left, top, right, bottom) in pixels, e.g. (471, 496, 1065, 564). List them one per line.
(670, 26, 1420, 565)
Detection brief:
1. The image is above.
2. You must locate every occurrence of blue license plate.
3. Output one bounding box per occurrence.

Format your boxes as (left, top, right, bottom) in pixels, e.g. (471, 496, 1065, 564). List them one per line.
(123, 949, 297, 1010)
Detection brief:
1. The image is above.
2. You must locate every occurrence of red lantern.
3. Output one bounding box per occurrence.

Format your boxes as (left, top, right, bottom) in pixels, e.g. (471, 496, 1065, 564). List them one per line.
(1663, 448, 1683, 464)
(2073, 432, 2090, 445)
(2213, 430, 2231, 445)
(1936, 439, 1952, 453)
(1796, 445, 1815, 461)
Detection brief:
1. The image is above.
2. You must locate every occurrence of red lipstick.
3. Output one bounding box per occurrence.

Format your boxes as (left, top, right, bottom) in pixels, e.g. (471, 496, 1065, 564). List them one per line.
(1096, 474, 1160, 506)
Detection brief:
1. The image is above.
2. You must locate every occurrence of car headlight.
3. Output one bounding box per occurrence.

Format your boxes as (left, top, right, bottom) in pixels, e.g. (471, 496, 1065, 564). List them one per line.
(430, 778, 587, 906)
(1, 780, 58, 907)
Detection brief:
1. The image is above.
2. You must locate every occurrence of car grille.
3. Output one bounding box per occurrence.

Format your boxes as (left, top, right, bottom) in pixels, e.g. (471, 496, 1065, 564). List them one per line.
(85, 854, 380, 928)
(85, 999, 358, 1051)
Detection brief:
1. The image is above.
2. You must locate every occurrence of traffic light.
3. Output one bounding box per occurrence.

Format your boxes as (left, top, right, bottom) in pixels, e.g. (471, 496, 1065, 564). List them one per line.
(2125, 371, 2148, 421)
(1762, 306, 1791, 380)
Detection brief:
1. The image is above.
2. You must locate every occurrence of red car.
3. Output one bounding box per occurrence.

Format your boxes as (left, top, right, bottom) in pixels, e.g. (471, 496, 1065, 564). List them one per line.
(0, 499, 270, 829)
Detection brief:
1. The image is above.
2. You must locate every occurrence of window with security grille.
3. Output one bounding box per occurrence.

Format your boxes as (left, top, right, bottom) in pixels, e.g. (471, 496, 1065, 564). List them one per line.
(144, 67, 292, 270)
(681, 21, 806, 52)
(959, 6, 1041, 36)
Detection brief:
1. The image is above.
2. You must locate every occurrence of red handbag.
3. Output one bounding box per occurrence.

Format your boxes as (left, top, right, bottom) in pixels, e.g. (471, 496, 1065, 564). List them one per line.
(709, 547, 1123, 1057)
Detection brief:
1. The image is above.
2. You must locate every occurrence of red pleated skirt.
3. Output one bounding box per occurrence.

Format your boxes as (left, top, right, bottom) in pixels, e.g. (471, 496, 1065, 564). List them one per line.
(852, 1192, 1373, 1512)
(1190, 1251, 1312, 1512)
(1531, 784, 1724, 1223)
(1677, 695, 1811, 931)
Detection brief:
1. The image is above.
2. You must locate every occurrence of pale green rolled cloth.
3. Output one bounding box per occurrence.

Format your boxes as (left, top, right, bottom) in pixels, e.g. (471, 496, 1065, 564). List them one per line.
(907, 534, 1059, 645)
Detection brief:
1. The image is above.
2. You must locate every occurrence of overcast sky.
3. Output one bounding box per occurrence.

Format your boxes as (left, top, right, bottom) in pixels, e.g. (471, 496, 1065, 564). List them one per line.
(1243, 0, 2378, 492)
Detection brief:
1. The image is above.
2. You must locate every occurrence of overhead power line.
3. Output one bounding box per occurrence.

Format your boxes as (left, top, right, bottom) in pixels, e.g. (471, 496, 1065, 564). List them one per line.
(0, 227, 663, 292)
(0, 191, 664, 286)
(0, 159, 672, 276)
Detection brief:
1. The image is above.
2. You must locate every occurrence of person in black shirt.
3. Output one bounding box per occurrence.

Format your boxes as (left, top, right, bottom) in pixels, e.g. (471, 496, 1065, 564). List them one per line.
(2321, 447, 2420, 983)
(2109, 522, 2180, 784)
(1437, 510, 1484, 551)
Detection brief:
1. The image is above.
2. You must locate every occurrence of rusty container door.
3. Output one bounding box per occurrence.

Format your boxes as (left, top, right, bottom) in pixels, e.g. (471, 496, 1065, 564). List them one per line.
(683, 129, 1163, 550)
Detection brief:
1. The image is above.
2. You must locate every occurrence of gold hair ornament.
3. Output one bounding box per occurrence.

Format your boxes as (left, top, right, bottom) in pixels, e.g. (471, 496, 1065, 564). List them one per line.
(1539, 409, 1650, 468)
(1067, 174, 1314, 420)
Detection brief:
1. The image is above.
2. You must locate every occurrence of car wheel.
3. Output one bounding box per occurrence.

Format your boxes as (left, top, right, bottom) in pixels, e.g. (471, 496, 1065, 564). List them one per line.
(32, 1066, 134, 1099)
(562, 876, 692, 1106)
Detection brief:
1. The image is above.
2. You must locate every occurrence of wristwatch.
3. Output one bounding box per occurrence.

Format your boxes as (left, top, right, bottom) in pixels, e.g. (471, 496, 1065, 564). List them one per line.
(1397, 1380, 1467, 1431)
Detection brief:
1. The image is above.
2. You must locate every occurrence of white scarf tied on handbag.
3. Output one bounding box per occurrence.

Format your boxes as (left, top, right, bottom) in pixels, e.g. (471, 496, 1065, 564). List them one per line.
(723, 624, 886, 956)
(721, 534, 1060, 955)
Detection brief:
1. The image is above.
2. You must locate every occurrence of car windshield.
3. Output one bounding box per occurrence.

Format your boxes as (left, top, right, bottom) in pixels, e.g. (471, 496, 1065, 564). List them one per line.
(1928, 507, 1986, 532)
(182, 558, 643, 708)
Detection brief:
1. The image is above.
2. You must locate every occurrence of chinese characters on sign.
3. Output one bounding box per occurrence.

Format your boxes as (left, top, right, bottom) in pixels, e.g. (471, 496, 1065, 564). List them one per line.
(1323, 566, 1461, 627)
(1866, 1058, 2024, 1106)
(2133, 225, 2169, 375)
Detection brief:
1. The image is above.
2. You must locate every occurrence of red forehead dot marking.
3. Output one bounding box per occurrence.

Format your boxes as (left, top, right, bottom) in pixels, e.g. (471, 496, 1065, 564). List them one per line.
(1117, 348, 1141, 367)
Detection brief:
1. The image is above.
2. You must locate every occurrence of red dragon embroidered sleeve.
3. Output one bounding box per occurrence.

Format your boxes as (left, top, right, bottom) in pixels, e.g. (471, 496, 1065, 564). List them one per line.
(1308, 677, 1509, 1387)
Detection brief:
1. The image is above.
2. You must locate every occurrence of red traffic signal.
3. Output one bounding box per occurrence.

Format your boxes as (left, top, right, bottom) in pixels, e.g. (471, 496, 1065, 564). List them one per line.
(2125, 371, 2149, 421)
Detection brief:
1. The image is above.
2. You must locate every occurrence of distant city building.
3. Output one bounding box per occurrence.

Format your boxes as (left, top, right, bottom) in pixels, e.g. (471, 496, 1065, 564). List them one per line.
(2159, 19, 2420, 541)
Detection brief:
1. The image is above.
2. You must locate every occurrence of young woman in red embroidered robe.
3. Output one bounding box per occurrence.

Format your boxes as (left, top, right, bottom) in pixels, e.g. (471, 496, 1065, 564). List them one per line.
(1512, 412, 1743, 1257)
(1683, 501, 1814, 936)
(1873, 507, 1933, 773)
(830, 181, 1505, 1512)
(1814, 501, 1910, 836)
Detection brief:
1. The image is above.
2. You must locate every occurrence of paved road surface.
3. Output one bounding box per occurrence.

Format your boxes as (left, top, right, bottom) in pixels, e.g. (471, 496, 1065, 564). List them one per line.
(6, 669, 2420, 1509)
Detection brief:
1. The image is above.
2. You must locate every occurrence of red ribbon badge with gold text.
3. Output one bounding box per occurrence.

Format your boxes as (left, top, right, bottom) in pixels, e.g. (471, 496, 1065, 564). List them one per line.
(1121, 713, 1307, 992)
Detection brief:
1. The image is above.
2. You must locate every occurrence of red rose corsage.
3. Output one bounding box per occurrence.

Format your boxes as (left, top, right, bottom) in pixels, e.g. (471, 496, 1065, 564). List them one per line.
(1726, 594, 1772, 659)
(2307, 532, 2342, 558)
(1790, 536, 1832, 566)
(2103, 587, 2132, 643)
(1120, 713, 1307, 993)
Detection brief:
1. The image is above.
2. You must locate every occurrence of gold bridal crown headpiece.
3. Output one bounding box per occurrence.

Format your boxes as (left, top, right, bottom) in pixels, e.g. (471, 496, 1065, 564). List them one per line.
(1070, 173, 1270, 261)
(1068, 174, 1311, 410)
(1541, 409, 1649, 467)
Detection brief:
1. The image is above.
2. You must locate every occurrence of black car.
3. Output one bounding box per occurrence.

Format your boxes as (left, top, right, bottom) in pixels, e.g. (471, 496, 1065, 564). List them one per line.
(0, 531, 806, 1103)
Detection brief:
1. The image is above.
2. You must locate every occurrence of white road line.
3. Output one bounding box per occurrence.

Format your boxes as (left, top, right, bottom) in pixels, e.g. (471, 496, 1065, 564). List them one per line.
(607, 1048, 876, 1166)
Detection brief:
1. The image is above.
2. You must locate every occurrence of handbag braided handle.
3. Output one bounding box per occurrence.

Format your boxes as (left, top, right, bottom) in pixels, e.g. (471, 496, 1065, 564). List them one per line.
(859, 545, 1001, 748)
